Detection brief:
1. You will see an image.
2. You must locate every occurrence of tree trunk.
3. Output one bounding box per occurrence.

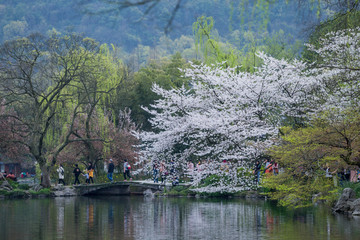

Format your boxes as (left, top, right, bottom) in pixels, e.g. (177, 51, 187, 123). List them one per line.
(40, 165, 52, 188)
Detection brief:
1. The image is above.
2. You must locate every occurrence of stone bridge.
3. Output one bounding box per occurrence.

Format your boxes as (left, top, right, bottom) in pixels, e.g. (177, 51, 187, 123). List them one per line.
(73, 181, 167, 196)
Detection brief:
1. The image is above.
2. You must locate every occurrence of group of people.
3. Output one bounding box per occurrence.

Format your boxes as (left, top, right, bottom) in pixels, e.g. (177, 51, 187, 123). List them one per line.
(0, 171, 17, 181)
(152, 161, 182, 185)
(71, 162, 95, 185)
(56, 159, 132, 186)
(253, 158, 279, 184)
(56, 162, 95, 186)
(107, 159, 132, 183)
(152, 161, 168, 184)
(253, 158, 360, 186)
(325, 166, 360, 186)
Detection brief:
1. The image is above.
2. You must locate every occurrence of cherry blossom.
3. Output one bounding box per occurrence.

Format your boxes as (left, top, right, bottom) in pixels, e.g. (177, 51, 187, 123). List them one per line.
(136, 27, 360, 192)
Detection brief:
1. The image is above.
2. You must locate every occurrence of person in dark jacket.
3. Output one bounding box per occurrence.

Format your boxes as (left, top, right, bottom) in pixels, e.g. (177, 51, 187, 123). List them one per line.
(73, 164, 82, 185)
(253, 160, 262, 184)
(107, 159, 114, 182)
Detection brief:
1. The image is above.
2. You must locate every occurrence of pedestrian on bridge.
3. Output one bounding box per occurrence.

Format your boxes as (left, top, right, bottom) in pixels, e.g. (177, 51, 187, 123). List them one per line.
(57, 164, 66, 185)
(73, 164, 82, 185)
(108, 159, 114, 183)
(153, 162, 159, 183)
(123, 159, 132, 181)
(87, 162, 94, 184)
(160, 161, 168, 184)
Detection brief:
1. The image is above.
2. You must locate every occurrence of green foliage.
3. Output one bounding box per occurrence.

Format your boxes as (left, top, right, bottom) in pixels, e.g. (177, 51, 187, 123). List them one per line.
(0, 189, 9, 195)
(114, 53, 190, 130)
(167, 185, 190, 196)
(261, 106, 360, 208)
(192, 15, 302, 72)
(193, 16, 242, 68)
(9, 189, 28, 197)
(340, 182, 360, 198)
(37, 188, 51, 195)
(2, 20, 28, 40)
(264, 120, 359, 207)
(172, 186, 186, 192)
(262, 173, 339, 208)
(17, 184, 30, 190)
(29, 188, 51, 195)
(95, 171, 125, 183)
(7, 179, 19, 189)
(198, 191, 235, 198)
(0, 181, 29, 192)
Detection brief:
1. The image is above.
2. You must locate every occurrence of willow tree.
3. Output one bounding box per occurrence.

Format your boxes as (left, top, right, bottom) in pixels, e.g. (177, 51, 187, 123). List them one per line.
(0, 33, 123, 187)
(193, 16, 242, 68)
(46, 44, 126, 169)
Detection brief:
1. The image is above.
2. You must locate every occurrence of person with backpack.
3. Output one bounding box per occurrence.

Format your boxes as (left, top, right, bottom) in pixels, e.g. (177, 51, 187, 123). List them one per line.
(57, 164, 66, 185)
(123, 159, 132, 181)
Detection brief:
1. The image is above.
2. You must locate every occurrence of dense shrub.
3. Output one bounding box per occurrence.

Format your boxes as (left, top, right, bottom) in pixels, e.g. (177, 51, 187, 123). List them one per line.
(18, 184, 30, 190)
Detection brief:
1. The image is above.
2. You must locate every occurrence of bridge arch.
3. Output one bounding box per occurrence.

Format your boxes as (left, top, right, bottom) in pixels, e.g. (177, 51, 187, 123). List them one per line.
(74, 181, 164, 196)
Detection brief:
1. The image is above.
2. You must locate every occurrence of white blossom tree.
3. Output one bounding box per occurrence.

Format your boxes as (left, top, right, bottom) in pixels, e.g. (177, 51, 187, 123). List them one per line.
(306, 27, 360, 113)
(137, 27, 360, 193)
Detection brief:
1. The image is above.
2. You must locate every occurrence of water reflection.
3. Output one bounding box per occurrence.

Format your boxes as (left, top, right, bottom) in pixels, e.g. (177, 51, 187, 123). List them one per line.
(0, 196, 359, 240)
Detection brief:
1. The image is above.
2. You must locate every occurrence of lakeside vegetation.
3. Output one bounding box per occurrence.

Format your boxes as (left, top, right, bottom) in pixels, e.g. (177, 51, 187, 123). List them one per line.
(0, 0, 360, 208)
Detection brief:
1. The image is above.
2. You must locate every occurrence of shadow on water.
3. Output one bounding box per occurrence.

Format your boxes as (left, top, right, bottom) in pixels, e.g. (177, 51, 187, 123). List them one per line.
(0, 196, 359, 240)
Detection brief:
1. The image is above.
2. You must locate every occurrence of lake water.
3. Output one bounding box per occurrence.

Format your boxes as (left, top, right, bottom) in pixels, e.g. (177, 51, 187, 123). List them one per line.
(0, 196, 359, 240)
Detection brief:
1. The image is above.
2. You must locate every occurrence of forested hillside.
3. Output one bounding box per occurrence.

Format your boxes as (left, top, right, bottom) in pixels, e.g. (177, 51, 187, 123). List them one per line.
(1, 0, 320, 61)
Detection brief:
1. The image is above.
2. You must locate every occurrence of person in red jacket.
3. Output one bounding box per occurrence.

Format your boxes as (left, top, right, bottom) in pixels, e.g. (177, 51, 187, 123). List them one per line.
(6, 172, 16, 181)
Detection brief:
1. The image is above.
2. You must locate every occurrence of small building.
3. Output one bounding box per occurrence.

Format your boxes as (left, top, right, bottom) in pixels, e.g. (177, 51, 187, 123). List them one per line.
(0, 162, 21, 177)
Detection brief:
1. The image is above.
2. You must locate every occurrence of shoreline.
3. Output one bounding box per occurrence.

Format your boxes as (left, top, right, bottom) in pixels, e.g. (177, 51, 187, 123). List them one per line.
(0, 181, 266, 200)
(4, 179, 358, 217)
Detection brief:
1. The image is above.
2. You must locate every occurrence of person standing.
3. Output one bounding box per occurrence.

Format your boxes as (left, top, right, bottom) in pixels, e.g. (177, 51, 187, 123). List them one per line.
(253, 160, 262, 184)
(264, 159, 273, 174)
(160, 161, 167, 184)
(83, 171, 90, 184)
(73, 164, 82, 185)
(153, 162, 159, 183)
(123, 159, 132, 181)
(273, 161, 279, 175)
(87, 162, 94, 184)
(57, 164, 66, 185)
(107, 159, 114, 183)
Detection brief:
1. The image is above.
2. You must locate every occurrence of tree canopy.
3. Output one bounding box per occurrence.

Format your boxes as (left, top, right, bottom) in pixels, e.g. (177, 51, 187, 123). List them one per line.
(0, 33, 126, 187)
